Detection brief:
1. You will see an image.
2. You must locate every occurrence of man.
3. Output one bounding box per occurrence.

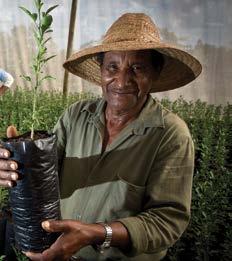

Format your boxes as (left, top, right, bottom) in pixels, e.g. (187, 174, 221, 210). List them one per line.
(0, 69, 14, 95)
(0, 13, 202, 260)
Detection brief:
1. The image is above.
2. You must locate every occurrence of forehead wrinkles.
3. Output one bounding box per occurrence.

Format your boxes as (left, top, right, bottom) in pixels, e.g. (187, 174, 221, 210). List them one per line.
(104, 50, 152, 65)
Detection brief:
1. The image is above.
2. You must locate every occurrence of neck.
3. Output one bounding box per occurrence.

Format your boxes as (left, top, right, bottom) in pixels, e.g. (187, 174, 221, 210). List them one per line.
(101, 96, 148, 150)
(105, 96, 148, 129)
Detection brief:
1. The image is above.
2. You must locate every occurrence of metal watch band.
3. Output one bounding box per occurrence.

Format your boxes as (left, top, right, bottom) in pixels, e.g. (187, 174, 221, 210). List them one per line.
(97, 223, 113, 254)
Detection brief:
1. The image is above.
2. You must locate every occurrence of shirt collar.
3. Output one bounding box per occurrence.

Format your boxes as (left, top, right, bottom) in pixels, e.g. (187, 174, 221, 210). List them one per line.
(131, 95, 165, 135)
(81, 98, 105, 123)
(81, 95, 165, 135)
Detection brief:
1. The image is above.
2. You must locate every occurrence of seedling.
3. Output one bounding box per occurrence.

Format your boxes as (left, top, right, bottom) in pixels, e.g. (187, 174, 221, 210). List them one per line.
(19, 0, 58, 139)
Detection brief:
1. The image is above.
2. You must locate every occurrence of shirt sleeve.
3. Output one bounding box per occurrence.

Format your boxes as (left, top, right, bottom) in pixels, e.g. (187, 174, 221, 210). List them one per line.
(53, 109, 70, 172)
(118, 123, 194, 256)
(52, 100, 86, 174)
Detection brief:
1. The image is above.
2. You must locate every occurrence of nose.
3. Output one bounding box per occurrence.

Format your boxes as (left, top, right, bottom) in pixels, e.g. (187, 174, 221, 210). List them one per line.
(116, 68, 133, 89)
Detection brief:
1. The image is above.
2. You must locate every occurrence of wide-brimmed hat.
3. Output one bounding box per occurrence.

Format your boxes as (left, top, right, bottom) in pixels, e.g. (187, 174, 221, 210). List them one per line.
(63, 13, 202, 92)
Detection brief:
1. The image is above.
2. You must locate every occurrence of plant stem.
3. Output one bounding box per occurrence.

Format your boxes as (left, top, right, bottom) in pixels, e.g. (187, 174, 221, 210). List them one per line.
(31, 89, 36, 140)
(31, 6, 41, 140)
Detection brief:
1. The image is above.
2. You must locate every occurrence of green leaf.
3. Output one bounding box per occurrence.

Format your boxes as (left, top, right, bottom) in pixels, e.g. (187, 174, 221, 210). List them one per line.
(202, 211, 207, 219)
(45, 29, 53, 34)
(20, 75, 32, 82)
(43, 37, 51, 45)
(19, 6, 35, 22)
(39, 2, 44, 10)
(42, 75, 55, 81)
(46, 5, 59, 14)
(38, 75, 55, 86)
(32, 64, 38, 73)
(34, 0, 43, 11)
(39, 46, 47, 58)
(34, 0, 40, 10)
(42, 15, 53, 28)
(41, 15, 53, 34)
(31, 13, 38, 22)
(42, 55, 56, 63)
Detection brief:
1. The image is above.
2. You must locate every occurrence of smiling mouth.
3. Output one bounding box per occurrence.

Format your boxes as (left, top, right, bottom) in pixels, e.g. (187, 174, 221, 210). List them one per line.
(110, 90, 136, 95)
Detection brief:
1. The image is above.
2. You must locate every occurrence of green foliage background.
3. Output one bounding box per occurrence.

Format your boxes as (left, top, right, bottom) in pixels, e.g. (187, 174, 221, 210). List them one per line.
(0, 89, 231, 260)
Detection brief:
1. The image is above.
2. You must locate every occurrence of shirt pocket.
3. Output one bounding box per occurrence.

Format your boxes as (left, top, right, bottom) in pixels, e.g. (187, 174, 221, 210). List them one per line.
(110, 173, 146, 219)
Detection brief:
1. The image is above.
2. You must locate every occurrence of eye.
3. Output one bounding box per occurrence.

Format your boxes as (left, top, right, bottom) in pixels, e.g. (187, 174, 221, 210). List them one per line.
(132, 64, 144, 73)
(106, 63, 118, 72)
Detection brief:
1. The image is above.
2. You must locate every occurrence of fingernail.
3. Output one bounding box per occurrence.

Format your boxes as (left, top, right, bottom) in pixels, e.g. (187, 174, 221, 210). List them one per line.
(42, 221, 50, 229)
(23, 252, 30, 257)
(10, 163, 16, 170)
(11, 173, 18, 180)
(4, 151, 9, 157)
(8, 181, 12, 187)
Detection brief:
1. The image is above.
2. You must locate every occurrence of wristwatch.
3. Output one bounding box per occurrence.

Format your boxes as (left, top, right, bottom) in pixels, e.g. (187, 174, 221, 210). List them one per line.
(97, 223, 113, 254)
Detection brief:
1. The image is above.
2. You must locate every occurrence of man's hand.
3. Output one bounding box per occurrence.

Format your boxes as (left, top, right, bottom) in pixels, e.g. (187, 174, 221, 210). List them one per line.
(0, 126, 19, 187)
(24, 219, 106, 261)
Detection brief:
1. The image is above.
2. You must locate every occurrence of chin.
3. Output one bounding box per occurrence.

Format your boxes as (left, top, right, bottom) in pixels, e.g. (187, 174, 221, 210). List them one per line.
(109, 100, 137, 112)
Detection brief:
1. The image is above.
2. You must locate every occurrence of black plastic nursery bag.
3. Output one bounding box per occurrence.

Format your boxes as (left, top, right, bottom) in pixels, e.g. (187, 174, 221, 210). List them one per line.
(0, 131, 61, 252)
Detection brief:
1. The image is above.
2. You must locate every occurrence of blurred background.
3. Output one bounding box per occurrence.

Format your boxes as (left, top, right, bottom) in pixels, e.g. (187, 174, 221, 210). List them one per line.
(0, 0, 231, 104)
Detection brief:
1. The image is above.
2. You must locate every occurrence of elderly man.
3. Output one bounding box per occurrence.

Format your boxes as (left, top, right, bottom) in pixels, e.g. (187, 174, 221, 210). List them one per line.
(0, 69, 14, 95)
(0, 13, 201, 260)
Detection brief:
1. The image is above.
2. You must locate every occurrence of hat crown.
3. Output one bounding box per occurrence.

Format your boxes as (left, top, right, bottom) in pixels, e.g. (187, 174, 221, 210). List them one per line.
(64, 13, 202, 92)
(103, 13, 161, 44)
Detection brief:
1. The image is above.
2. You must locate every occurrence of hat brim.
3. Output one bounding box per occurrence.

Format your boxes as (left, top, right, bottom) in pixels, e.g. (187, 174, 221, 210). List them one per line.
(63, 41, 202, 92)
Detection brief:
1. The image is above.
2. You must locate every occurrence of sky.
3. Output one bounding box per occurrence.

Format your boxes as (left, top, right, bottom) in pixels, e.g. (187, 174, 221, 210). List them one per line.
(0, 0, 231, 50)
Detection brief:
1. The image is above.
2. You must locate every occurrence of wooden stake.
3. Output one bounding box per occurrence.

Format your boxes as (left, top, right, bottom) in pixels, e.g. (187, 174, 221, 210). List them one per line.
(63, 0, 78, 96)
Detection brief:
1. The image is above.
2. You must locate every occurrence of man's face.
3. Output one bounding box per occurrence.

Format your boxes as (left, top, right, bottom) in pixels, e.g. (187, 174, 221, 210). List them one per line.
(100, 50, 159, 112)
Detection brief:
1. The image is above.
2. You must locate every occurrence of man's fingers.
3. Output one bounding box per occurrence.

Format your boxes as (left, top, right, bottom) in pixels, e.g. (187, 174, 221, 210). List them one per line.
(24, 252, 44, 261)
(0, 169, 18, 187)
(41, 247, 61, 261)
(0, 170, 18, 180)
(42, 220, 70, 233)
(6, 125, 18, 138)
(0, 160, 19, 187)
(0, 178, 13, 187)
(0, 160, 18, 171)
(0, 148, 10, 158)
(25, 248, 59, 261)
(25, 251, 57, 261)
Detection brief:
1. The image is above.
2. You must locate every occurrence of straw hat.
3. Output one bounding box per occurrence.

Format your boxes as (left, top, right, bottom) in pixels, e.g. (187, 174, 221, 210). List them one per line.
(63, 13, 202, 92)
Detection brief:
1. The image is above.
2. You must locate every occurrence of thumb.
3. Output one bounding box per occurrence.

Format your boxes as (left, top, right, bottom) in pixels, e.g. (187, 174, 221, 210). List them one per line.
(6, 125, 18, 138)
(42, 220, 70, 233)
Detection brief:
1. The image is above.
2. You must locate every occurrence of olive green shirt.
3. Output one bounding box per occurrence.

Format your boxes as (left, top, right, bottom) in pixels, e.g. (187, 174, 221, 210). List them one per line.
(54, 95, 194, 260)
